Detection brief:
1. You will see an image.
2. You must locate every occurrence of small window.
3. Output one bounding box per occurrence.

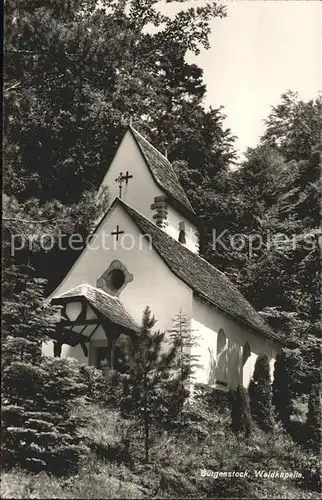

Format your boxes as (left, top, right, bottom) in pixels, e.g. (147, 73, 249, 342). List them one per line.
(216, 329, 228, 385)
(217, 329, 226, 356)
(178, 221, 186, 244)
(242, 342, 251, 366)
(113, 335, 130, 373)
(111, 269, 125, 290)
(97, 260, 133, 296)
(102, 268, 126, 293)
(179, 230, 186, 244)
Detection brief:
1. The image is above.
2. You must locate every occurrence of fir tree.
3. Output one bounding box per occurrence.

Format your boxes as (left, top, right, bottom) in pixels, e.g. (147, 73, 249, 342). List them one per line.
(1, 261, 87, 475)
(272, 351, 293, 430)
(248, 354, 274, 432)
(231, 385, 252, 438)
(2, 262, 58, 370)
(2, 357, 88, 475)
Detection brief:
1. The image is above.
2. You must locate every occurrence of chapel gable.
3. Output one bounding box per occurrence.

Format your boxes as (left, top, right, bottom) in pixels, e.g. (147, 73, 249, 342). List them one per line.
(98, 125, 200, 253)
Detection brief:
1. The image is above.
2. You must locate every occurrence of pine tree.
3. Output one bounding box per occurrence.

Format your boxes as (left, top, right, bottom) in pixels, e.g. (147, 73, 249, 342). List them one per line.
(272, 351, 293, 430)
(306, 384, 321, 452)
(120, 307, 191, 463)
(248, 354, 274, 432)
(168, 310, 200, 420)
(231, 385, 252, 438)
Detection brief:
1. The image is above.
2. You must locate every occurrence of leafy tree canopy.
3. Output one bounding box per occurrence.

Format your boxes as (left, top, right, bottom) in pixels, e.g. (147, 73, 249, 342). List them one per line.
(4, 0, 230, 202)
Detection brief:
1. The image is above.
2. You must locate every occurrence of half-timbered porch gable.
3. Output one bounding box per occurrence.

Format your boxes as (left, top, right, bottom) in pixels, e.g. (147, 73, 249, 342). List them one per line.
(50, 284, 139, 368)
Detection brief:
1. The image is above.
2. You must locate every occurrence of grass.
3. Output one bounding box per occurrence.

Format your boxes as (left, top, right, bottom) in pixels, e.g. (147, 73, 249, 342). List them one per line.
(1, 399, 320, 499)
(1, 463, 148, 499)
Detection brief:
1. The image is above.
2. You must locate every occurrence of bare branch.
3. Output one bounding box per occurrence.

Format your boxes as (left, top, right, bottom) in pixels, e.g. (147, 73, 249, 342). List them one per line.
(4, 82, 22, 93)
(3, 217, 67, 224)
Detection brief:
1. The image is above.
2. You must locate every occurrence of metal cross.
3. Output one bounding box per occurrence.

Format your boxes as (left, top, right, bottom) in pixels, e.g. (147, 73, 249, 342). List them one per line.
(122, 171, 133, 185)
(115, 172, 124, 198)
(111, 225, 125, 241)
(115, 171, 133, 198)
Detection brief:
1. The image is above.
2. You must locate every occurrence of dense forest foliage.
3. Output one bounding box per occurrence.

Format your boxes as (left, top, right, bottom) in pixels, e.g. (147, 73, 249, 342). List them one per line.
(2, 0, 321, 498)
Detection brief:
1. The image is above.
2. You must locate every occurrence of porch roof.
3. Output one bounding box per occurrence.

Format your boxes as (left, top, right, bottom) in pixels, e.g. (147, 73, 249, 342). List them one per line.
(53, 284, 140, 333)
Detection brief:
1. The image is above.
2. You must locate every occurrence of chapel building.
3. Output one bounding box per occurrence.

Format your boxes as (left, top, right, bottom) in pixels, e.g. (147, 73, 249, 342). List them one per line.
(44, 125, 284, 389)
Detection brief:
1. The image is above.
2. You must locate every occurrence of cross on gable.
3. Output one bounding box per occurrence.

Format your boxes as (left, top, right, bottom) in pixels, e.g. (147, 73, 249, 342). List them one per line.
(122, 171, 133, 184)
(115, 172, 124, 198)
(115, 171, 133, 198)
(111, 225, 124, 241)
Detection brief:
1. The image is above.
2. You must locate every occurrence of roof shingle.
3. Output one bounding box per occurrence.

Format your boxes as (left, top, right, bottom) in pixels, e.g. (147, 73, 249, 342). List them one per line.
(119, 200, 283, 344)
(55, 284, 140, 333)
(130, 127, 195, 216)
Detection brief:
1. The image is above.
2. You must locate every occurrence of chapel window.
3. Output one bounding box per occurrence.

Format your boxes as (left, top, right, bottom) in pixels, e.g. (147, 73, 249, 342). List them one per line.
(217, 329, 226, 356)
(242, 341, 252, 387)
(242, 342, 251, 366)
(97, 260, 133, 296)
(178, 221, 186, 244)
(111, 269, 126, 290)
(216, 329, 228, 386)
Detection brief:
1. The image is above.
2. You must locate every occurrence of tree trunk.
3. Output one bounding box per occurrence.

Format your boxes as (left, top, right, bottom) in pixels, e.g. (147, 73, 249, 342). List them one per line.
(144, 414, 149, 464)
(143, 374, 149, 463)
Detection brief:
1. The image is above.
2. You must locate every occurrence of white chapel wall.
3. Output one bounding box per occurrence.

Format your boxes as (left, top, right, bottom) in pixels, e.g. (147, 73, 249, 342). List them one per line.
(165, 205, 199, 254)
(191, 296, 281, 389)
(42, 339, 88, 363)
(99, 130, 163, 219)
(49, 204, 193, 361)
(45, 200, 281, 386)
(98, 130, 199, 253)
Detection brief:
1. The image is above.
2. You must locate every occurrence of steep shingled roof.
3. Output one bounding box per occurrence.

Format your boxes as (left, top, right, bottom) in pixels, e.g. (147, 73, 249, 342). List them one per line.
(118, 199, 284, 344)
(129, 126, 195, 216)
(55, 284, 140, 333)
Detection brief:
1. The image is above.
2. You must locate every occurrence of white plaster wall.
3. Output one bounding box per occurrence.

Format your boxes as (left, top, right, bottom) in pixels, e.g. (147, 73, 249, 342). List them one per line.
(42, 302, 101, 360)
(50, 203, 193, 336)
(65, 302, 82, 321)
(54, 328, 110, 366)
(98, 130, 198, 254)
(270, 345, 279, 381)
(42, 340, 88, 364)
(61, 344, 88, 364)
(165, 205, 199, 254)
(46, 201, 280, 387)
(42, 340, 55, 357)
(191, 296, 281, 389)
(99, 130, 163, 220)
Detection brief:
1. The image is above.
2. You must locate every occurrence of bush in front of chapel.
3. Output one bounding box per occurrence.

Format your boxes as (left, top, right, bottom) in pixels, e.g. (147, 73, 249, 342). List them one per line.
(248, 353, 274, 432)
(231, 384, 253, 438)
